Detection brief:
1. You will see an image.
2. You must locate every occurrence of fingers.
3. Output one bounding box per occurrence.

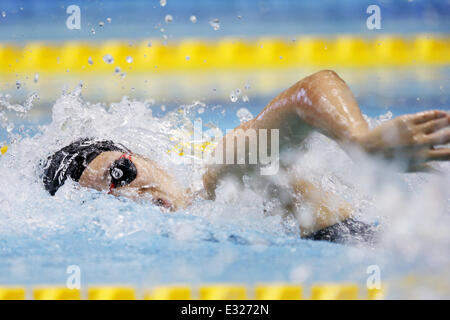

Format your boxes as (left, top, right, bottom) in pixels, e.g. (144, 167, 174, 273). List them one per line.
(428, 148, 450, 161)
(423, 128, 450, 146)
(412, 110, 448, 125)
(418, 116, 450, 134)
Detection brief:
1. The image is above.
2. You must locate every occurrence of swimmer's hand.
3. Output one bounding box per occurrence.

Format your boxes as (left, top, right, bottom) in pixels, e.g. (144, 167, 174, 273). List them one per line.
(360, 110, 450, 170)
(202, 166, 220, 200)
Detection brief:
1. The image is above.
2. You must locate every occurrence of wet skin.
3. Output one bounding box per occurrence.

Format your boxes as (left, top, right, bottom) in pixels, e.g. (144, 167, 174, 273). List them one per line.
(79, 70, 450, 235)
(79, 151, 190, 211)
(203, 70, 450, 234)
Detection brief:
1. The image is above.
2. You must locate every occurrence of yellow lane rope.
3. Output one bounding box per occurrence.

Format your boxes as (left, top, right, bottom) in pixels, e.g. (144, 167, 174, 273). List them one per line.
(0, 283, 386, 300)
(0, 34, 448, 74)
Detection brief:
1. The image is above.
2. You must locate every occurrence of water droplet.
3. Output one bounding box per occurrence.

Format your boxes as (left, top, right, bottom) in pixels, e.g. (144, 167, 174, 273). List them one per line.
(15, 81, 21, 90)
(209, 18, 220, 31)
(165, 14, 173, 23)
(6, 123, 14, 132)
(120, 72, 126, 79)
(114, 66, 121, 74)
(161, 105, 166, 111)
(190, 15, 197, 23)
(229, 91, 238, 103)
(103, 54, 114, 64)
(236, 108, 254, 123)
(235, 88, 241, 96)
(106, 17, 112, 23)
(242, 95, 249, 103)
(98, 21, 104, 27)
(186, 56, 190, 60)
(34, 73, 39, 83)
(244, 82, 251, 90)
(126, 56, 133, 63)
(1, 11, 6, 18)
(91, 28, 95, 35)
(88, 57, 93, 65)
(147, 42, 152, 47)
(237, 15, 242, 19)
(160, 0, 166, 7)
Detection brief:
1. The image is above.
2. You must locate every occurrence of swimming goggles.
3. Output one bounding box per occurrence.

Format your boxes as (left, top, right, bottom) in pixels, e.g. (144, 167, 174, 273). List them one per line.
(109, 153, 137, 192)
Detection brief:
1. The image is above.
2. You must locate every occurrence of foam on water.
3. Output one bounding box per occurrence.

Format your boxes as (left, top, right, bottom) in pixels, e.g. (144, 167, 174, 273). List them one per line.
(0, 87, 449, 297)
(0, 87, 294, 246)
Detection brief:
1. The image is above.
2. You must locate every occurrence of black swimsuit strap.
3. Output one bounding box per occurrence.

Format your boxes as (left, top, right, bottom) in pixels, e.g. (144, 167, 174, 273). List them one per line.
(304, 218, 380, 245)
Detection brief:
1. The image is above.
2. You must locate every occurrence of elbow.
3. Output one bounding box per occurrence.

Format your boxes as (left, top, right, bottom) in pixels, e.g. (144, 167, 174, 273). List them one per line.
(307, 69, 341, 83)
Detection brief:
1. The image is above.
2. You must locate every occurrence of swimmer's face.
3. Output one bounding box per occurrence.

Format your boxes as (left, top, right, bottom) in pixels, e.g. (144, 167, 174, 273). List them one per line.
(78, 151, 189, 211)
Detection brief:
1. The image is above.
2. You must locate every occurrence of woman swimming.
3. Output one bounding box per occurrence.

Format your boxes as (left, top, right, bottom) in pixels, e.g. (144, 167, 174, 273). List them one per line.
(42, 70, 450, 243)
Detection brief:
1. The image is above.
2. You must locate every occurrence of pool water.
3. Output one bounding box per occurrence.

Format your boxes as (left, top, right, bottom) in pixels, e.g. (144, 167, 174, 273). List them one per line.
(0, 68, 449, 298)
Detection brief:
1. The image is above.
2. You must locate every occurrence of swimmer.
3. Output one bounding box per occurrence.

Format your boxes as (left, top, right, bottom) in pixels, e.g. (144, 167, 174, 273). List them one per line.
(42, 70, 450, 243)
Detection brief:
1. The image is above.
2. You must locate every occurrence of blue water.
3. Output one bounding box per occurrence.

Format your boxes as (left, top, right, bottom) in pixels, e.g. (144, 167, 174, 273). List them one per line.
(0, 0, 448, 41)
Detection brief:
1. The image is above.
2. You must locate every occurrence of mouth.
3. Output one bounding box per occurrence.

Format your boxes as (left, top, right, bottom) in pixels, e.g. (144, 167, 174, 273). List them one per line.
(136, 185, 173, 210)
(153, 197, 173, 210)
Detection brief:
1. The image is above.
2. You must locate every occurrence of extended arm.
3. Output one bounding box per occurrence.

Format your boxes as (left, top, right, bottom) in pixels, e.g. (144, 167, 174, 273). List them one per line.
(203, 70, 367, 199)
(203, 70, 450, 199)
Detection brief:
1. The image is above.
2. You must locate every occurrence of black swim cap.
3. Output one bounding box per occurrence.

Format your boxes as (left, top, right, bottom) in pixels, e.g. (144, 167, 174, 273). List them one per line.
(42, 138, 130, 196)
